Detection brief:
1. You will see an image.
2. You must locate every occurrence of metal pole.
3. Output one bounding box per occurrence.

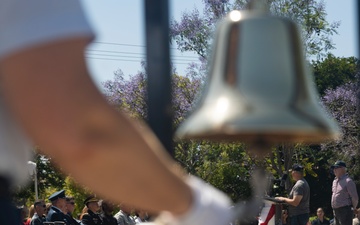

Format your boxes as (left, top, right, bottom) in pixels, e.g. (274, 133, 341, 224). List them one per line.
(144, 0, 173, 156)
(34, 167, 38, 200)
(27, 161, 38, 200)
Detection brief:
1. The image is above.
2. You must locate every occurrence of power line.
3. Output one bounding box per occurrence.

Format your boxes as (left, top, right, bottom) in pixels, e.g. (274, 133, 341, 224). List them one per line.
(86, 53, 197, 62)
(87, 53, 144, 59)
(93, 41, 145, 47)
(87, 49, 199, 59)
(86, 57, 140, 62)
(87, 49, 145, 55)
(87, 41, 201, 66)
(85, 57, 191, 65)
(92, 41, 196, 52)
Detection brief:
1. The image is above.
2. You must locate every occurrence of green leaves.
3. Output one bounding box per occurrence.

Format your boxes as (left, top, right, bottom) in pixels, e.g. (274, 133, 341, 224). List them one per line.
(313, 54, 358, 95)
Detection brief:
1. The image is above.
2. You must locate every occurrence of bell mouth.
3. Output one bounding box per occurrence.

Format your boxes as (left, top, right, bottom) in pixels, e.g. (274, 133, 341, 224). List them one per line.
(175, 99, 341, 144)
(175, 108, 340, 143)
(178, 130, 338, 144)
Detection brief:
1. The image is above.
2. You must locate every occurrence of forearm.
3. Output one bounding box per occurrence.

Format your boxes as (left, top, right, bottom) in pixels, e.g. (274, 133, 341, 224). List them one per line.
(0, 37, 192, 215)
(282, 197, 295, 206)
(276, 197, 299, 207)
(352, 199, 359, 209)
(349, 182, 359, 208)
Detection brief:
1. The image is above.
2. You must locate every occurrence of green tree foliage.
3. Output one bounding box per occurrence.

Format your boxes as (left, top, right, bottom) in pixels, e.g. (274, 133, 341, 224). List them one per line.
(15, 149, 66, 205)
(266, 0, 339, 58)
(176, 140, 251, 201)
(15, 151, 95, 214)
(308, 52, 360, 214)
(313, 54, 358, 95)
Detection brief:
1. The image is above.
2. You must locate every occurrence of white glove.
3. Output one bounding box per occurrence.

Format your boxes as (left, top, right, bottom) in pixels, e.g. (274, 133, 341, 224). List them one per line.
(149, 175, 236, 225)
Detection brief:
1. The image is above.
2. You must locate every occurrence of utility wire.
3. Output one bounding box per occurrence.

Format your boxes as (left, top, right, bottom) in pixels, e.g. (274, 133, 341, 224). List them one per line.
(87, 41, 201, 65)
(87, 53, 197, 62)
(87, 49, 199, 59)
(92, 41, 196, 52)
(93, 41, 146, 47)
(85, 57, 191, 65)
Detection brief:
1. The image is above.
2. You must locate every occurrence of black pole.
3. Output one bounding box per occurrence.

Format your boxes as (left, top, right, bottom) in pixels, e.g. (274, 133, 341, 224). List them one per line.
(357, 1, 360, 135)
(144, 0, 173, 156)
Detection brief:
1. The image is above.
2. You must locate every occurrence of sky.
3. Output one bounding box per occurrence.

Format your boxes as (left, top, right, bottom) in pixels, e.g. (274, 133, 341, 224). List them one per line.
(80, 1, 357, 88)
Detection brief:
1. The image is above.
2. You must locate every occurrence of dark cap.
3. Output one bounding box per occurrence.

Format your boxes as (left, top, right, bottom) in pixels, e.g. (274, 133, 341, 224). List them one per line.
(291, 164, 304, 172)
(48, 190, 66, 201)
(331, 160, 346, 169)
(84, 195, 99, 205)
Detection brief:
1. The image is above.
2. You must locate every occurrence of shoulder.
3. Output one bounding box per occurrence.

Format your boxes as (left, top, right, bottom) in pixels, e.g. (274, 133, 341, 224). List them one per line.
(345, 175, 355, 183)
(48, 208, 59, 217)
(49, 206, 61, 214)
(294, 179, 307, 188)
(295, 179, 304, 185)
(48, 211, 65, 222)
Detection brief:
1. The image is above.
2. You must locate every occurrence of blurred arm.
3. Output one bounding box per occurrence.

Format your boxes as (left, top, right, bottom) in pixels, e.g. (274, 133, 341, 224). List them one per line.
(0, 37, 192, 215)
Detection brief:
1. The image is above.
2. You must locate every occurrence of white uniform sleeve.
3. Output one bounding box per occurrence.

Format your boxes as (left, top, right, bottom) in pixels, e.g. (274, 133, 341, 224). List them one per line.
(0, 0, 94, 60)
(0, 0, 94, 185)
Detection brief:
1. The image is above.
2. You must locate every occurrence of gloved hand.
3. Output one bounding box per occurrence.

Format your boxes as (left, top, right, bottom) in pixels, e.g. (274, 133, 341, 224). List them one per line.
(148, 175, 236, 225)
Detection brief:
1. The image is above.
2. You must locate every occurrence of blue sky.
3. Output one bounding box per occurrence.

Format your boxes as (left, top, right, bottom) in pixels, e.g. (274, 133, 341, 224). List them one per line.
(80, 1, 357, 87)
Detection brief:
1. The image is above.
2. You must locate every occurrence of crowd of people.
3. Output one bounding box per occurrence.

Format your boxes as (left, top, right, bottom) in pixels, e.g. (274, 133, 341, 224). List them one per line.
(19, 159, 360, 225)
(275, 160, 359, 225)
(19, 190, 151, 225)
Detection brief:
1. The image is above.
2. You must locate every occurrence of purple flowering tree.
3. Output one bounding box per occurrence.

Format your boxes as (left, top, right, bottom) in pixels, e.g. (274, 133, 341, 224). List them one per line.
(103, 69, 148, 120)
(170, 0, 339, 76)
(102, 62, 202, 122)
(321, 82, 359, 157)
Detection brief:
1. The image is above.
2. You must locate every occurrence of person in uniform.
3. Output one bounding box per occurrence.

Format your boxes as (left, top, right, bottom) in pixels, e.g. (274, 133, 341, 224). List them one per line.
(46, 190, 70, 225)
(65, 196, 81, 225)
(81, 196, 102, 225)
(99, 200, 117, 225)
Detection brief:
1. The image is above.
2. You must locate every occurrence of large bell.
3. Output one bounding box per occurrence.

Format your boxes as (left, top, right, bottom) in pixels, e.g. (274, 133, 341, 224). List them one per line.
(175, 8, 340, 144)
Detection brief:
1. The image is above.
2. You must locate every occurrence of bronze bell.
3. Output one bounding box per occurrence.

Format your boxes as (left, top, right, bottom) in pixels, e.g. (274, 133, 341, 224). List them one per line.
(175, 8, 340, 144)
